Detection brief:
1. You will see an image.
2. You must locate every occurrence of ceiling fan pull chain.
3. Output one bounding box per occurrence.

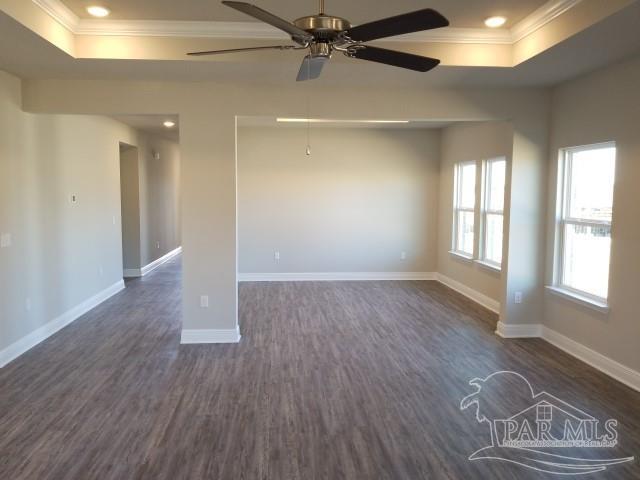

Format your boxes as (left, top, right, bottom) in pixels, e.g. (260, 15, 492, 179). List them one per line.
(319, 0, 325, 15)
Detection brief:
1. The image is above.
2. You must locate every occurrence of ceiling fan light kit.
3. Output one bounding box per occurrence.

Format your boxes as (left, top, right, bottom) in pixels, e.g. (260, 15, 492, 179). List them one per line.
(188, 0, 450, 81)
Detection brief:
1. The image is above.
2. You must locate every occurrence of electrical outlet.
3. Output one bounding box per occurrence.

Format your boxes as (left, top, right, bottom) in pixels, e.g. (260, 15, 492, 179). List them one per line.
(112, 215, 117, 226)
(400, 251, 407, 260)
(200, 295, 209, 308)
(156, 241, 160, 249)
(515, 292, 523, 304)
(274, 251, 280, 262)
(0, 233, 11, 248)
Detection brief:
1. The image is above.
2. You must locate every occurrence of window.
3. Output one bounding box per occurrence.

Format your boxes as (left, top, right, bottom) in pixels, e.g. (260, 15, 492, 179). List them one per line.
(452, 161, 476, 257)
(480, 158, 506, 267)
(556, 143, 616, 301)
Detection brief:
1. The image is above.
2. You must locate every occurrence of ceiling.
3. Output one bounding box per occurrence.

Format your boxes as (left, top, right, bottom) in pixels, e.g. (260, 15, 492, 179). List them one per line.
(62, 0, 546, 28)
(2, 3, 640, 88)
(112, 114, 180, 142)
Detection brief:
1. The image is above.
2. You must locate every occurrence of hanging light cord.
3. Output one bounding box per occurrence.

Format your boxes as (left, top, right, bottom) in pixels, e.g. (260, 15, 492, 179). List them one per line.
(306, 54, 312, 156)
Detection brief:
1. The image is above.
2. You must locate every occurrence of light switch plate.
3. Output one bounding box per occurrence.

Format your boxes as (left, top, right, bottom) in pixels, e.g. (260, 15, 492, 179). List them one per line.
(0, 233, 11, 248)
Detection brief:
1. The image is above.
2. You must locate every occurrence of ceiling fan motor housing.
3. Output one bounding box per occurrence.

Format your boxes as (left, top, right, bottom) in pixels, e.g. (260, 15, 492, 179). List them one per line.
(294, 15, 351, 42)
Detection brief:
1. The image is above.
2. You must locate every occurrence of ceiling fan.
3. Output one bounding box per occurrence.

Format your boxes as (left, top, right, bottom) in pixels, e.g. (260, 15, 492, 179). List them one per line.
(188, 0, 450, 81)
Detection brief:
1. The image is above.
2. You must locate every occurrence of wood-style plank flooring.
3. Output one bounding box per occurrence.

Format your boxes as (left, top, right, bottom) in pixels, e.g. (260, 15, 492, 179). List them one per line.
(1, 256, 638, 479)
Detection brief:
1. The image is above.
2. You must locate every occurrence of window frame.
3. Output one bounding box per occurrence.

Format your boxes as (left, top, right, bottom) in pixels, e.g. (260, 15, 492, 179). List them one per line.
(479, 157, 506, 269)
(554, 142, 616, 304)
(451, 160, 477, 258)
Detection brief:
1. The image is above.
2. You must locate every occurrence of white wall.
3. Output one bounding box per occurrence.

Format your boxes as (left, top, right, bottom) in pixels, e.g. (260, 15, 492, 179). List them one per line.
(237, 126, 440, 274)
(437, 122, 513, 303)
(545, 55, 640, 373)
(0, 71, 136, 355)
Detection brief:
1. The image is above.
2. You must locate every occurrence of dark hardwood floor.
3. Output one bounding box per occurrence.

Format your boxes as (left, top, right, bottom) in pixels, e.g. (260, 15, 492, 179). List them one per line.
(1, 256, 638, 479)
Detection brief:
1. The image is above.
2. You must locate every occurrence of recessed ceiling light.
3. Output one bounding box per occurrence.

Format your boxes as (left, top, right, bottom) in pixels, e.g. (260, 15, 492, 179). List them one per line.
(484, 16, 507, 28)
(86, 6, 111, 18)
(163, 121, 176, 128)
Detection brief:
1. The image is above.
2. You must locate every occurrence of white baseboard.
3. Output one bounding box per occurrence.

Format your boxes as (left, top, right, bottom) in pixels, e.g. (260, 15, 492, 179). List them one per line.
(495, 321, 640, 392)
(495, 321, 542, 338)
(540, 326, 640, 392)
(0, 280, 125, 368)
(181, 326, 241, 344)
(238, 272, 437, 282)
(437, 273, 501, 314)
(238, 272, 499, 313)
(123, 268, 141, 278)
(124, 246, 182, 278)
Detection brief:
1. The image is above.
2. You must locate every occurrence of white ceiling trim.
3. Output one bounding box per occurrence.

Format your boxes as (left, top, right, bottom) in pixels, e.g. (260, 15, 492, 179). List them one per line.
(32, 0, 582, 45)
(73, 20, 513, 44)
(33, 0, 77, 31)
(511, 0, 583, 42)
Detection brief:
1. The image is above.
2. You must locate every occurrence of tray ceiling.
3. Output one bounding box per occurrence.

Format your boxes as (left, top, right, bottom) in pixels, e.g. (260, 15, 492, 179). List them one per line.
(60, 0, 547, 28)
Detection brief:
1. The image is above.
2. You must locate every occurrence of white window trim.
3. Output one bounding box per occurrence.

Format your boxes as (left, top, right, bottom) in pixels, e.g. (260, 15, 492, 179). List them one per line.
(545, 286, 610, 314)
(451, 160, 476, 258)
(475, 259, 501, 272)
(551, 141, 615, 308)
(449, 250, 474, 262)
(479, 157, 506, 270)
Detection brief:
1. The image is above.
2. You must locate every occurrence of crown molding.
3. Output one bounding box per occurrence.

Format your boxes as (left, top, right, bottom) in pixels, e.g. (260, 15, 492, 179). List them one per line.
(74, 20, 286, 39)
(394, 28, 512, 45)
(511, 0, 583, 42)
(32, 0, 78, 31)
(32, 0, 581, 45)
(73, 20, 513, 44)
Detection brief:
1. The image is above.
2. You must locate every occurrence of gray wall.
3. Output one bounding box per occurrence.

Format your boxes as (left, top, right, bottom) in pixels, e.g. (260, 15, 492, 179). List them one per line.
(120, 144, 141, 270)
(123, 134, 181, 269)
(0, 71, 136, 353)
(544, 55, 640, 372)
(0, 70, 181, 357)
(437, 122, 513, 303)
(22, 75, 551, 334)
(237, 127, 441, 274)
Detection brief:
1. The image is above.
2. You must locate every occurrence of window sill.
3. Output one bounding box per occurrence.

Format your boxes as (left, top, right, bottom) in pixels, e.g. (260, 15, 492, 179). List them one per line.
(545, 286, 610, 314)
(475, 260, 501, 272)
(449, 251, 474, 262)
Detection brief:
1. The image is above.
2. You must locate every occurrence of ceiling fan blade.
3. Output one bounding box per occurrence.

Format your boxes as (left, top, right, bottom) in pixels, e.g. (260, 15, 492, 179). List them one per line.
(188, 45, 298, 56)
(345, 9, 449, 42)
(222, 1, 313, 45)
(296, 55, 328, 81)
(349, 46, 440, 72)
